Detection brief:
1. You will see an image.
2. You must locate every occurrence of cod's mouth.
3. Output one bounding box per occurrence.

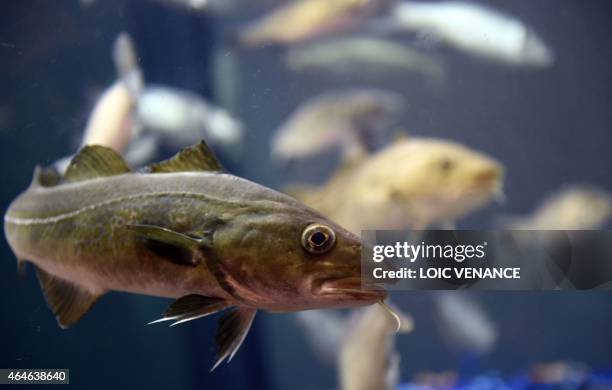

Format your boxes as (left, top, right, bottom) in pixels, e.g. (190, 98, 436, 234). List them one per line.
(451, 173, 503, 205)
(314, 276, 387, 302)
(470, 166, 504, 193)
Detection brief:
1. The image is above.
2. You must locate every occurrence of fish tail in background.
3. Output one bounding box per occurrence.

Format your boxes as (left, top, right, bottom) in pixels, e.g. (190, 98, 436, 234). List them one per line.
(343, 121, 385, 160)
(113, 32, 144, 98)
(122, 133, 160, 167)
(77, 32, 142, 159)
(79, 82, 135, 152)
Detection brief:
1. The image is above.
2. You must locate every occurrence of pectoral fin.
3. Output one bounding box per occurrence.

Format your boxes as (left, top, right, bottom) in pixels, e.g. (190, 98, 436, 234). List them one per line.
(35, 267, 103, 328)
(211, 307, 257, 371)
(126, 224, 213, 266)
(148, 295, 231, 326)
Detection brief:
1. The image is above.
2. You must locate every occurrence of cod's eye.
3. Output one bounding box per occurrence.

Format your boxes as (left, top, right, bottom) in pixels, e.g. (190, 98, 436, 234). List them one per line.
(301, 223, 336, 255)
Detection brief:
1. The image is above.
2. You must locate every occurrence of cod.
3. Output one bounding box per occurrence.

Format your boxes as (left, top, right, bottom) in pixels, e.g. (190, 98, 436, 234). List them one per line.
(4, 141, 385, 369)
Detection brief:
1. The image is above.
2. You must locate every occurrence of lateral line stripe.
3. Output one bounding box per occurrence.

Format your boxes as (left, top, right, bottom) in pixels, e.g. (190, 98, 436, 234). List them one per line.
(4, 191, 254, 226)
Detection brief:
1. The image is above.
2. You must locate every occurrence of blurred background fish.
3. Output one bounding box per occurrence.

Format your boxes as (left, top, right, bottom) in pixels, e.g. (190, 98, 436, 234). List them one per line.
(136, 85, 244, 150)
(288, 136, 504, 232)
(433, 292, 498, 356)
(144, 0, 240, 14)
(382, 1, 554, 67)
(81, 0, 240, 15)
(59, 32, 244, 171)
(339, 304, 414, 390)
(502, 186, 612, 230)
(285, 36, 446, 83)
(236, 0, 389, 48)
(79, 32, 142, 158)
(53, 32, 142, 172)
(529, 361, 590, 385)
(271, 88, 404, 162)
(122, 30, 244, 158)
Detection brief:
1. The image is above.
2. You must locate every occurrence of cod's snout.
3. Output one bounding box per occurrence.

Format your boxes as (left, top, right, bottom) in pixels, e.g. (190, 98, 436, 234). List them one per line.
(474, 167, 500, 184)
(472, 162, 503, 189)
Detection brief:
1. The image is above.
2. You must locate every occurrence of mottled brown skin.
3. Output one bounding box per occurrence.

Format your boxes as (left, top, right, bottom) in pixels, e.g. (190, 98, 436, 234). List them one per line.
(4, 171, 384, 312)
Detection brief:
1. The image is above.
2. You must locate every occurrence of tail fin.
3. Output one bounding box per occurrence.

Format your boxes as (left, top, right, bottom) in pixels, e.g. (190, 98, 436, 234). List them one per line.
(113, 32, 144, 98)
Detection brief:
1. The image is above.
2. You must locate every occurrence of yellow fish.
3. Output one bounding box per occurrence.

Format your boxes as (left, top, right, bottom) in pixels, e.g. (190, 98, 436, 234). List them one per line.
(340, 303, 413, 390)
(237, 0, 382, 47)
(288, 137, 504, 232)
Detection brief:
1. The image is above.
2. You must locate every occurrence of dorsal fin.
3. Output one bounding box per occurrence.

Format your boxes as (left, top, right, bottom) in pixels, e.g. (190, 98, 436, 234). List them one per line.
(64, 145, 131, 183)
(148, 141, 225, 173)
(29, 166, 62, 188)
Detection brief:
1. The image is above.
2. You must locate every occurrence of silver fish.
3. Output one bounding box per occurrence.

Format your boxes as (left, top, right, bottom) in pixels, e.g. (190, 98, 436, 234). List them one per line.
(271, 88, 404, 162)
(285, 36, 446, 83)
(433, 292, 497, 355)
(136, 85, 244, 149)
(64, 33, 244, 171)
(386, 1, 554, 67)
(503, 186, 612, 230)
